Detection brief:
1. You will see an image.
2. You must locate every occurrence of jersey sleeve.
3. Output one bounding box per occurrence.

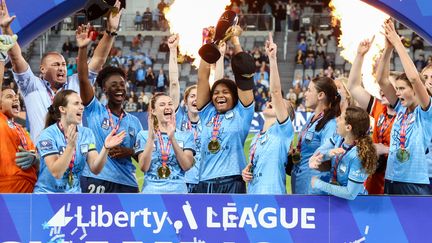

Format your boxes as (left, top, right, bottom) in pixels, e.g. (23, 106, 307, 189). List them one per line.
(36, 131, 59, 158)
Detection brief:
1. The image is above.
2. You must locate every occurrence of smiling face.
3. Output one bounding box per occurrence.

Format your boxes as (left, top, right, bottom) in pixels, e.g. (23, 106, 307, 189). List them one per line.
(59, 93, 84, 125)
(104, 74, 127, 106)
(212, 83, 235, 113)
(152, 95, 175, 124)
(40, 53, 67, 86)
(185, 87, 198, 114)
(0, 88, 20, 119)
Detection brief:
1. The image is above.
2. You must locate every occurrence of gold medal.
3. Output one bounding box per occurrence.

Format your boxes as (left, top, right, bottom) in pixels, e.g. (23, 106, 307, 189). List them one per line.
(68, 172, 74, 187)
(208, 140, 221, 154)
(396, 148, 410, 162)
(158, 166, 171, 179)
(292, 152, 301, 164)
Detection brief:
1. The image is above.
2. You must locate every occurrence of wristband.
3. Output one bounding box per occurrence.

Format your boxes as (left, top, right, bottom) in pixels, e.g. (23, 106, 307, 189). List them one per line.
(104, 143, 109, 150)
(106, 30, 118, 36)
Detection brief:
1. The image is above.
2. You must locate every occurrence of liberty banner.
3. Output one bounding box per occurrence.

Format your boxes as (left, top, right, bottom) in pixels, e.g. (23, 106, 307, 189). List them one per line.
(0, 194, 431, 243)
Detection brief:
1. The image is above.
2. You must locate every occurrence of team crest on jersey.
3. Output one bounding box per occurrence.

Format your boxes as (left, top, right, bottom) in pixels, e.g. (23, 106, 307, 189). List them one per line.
(377, 114, 385, 127)
(101, 118, 110, 130)
(225, 110, 234, 119)
(39, 140, 53, 150)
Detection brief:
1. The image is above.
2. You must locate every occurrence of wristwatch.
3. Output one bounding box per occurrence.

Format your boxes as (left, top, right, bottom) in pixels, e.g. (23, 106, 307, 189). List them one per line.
(106, 30, 118, 36)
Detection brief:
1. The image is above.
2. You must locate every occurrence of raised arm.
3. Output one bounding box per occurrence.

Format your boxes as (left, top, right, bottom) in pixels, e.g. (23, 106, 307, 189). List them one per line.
(168, 34, 180, 110)
(266, 32, 289, 122)
(383, 20, 430, 109)
(76, 24, 95, 105)
(214, 42, 226, 81)
(196, 58, 212, 110)
(376, 22, 398, 106)
(230, 27, 254, 106)
(88, 0, 122, 72)
(0, 0, 27, 73)
(347, 38, 374, 109)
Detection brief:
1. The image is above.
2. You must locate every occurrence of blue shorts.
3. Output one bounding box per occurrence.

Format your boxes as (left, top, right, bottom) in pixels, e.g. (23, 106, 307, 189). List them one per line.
(80, 176, 139, 193)
(196, 175, 246, 194)
(384, 179, 431, 195)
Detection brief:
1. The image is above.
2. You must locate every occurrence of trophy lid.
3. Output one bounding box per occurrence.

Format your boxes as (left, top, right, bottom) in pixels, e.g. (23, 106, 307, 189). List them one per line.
(231, 52, 255, 84)
(85, 0, 126, 21)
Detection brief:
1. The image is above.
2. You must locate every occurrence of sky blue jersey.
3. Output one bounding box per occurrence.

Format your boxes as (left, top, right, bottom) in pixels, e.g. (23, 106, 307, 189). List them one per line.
(247, 117, 294, 194)
(198, 101, 254, 181)
(82, 97, 143, 187)
(291, 113, 336, 194)
(135, 130, 195, 193)
(386, 99, 432, 184)
(176, 106, 202, 184)
(34, 124, 97, 193)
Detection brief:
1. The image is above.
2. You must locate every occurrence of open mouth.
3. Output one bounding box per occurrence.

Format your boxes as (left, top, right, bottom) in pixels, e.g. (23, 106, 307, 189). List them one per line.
(163, 110, 173, 119)
(57, 73, 65, 80)
(215, 97, 227, 105)
(11, 104, 20, 113)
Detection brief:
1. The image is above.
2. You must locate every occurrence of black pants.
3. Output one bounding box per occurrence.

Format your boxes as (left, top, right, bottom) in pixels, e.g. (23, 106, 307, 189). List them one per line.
(384, 180, 431, 195)
(80, 176, 139, 193)
(196, 175, 246, 193)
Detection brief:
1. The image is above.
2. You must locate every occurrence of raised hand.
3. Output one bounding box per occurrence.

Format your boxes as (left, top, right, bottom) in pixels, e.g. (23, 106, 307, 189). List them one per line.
(167, 114, 176, 140)
(265, 32, 277, 59)
(168, 34, 179, 50)
(147, 111, 155, 140)
(75, 24, 92, 48)
(357, 36, 375, 56)
(382, 19, 400, 47)
(0, 0, 15, 29)
(242, 163, 253, 182)
(107, 0, 123, 32)
(104, 129, 126, 149)
(0, 34, 17, 52)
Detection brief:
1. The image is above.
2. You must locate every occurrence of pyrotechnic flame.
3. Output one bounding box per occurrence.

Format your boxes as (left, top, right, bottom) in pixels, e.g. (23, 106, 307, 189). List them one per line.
(330, 0, 389, 98)
(165, 0, 231, 67)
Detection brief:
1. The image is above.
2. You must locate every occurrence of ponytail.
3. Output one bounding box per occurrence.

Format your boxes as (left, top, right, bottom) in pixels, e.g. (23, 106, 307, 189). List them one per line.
(313, 77, 341, 131)
(345, 106, 377, 175)
(356, 135, 377, 175)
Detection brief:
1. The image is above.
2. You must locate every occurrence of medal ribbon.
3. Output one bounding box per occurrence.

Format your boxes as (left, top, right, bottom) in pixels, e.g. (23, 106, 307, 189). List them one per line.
(187, 120, 198, 141)
(58, 122, 76, 183)
(377, 109, 395, 143)
(13, 122, 29, 150)
(249, 133, 262, 167)
(211, 114, 222, 141)
(156, 130, 171, 167)
(296, 112, 323, 153)
(45, 85, 55, 103)
(331, 139, 355, 183)
(106, 105, 125, 133)
(399, 111, 411, 149)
